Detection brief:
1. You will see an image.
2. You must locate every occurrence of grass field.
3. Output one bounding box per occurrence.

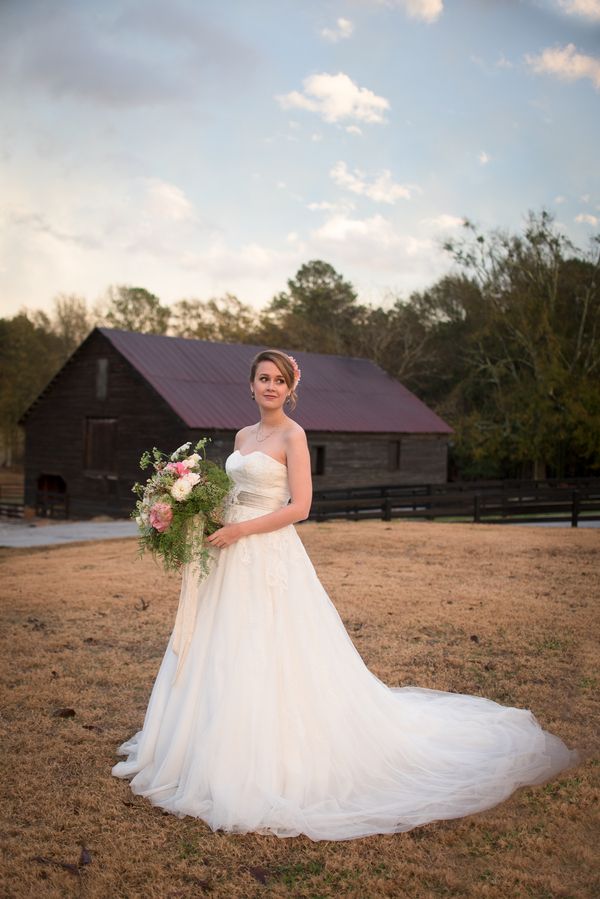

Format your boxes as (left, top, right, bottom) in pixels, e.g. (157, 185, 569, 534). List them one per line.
(1, 519, 598, 898)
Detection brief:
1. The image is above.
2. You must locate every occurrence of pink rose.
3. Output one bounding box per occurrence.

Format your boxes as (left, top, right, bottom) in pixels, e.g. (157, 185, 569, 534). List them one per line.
(166, 461, 189, 477)
(149, 501, 173, 533)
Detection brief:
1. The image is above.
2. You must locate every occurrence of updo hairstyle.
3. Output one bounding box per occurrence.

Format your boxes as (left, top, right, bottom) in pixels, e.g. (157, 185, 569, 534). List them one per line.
(250, 349, 299, 411)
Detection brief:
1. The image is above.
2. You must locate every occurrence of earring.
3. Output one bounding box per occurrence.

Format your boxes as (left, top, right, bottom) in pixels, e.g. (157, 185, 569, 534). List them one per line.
(251, 391, 255, 400)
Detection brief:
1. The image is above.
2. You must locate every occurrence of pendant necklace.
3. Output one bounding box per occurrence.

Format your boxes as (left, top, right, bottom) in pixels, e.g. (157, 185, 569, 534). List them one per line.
(256, 422, 281, 443)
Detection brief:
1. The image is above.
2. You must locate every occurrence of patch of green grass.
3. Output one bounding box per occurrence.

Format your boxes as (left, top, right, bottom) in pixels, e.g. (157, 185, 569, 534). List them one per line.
(268, 859, 381, 891)
(523, 885, 560, 899)
(270, 859, 326, 888)
(322, 866, 363, 886)
(542, 775, 583, 798)
(534, 636, 568, 653)
(474, 824, 544, 853)
(177, 838, 202, 860)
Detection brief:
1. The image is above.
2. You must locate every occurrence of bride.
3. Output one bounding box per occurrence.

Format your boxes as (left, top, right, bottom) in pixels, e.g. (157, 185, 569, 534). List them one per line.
(112, 348, 579, 841)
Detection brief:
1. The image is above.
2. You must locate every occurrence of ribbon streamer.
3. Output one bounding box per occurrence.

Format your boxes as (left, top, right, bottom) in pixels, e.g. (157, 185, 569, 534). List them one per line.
(171, 516, 205, 685)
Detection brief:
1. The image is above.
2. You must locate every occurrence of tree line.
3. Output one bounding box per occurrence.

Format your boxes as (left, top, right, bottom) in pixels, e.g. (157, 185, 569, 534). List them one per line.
(1, 210, 598, 479)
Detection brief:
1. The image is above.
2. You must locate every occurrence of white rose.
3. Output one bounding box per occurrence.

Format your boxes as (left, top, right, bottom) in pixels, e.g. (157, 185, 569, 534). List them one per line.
(170, 477, 193, 501)
(171, 442, 192, 460)
(181, 453, 200, 469)
(183, 471, 201, 487)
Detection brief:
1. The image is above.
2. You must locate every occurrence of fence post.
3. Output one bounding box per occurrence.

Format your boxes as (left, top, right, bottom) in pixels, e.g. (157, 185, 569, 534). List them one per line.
(474, 494, 481, 523)
(571, 490, 580, 528)
(383, 498, 392, 521)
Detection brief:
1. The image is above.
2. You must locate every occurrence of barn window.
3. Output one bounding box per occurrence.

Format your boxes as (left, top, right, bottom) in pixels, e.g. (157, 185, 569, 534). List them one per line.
(96, 358, 108, 400)
(311, 445, 326, 476)
(388, 439, 401, 471)
(84, 418, 117, 473)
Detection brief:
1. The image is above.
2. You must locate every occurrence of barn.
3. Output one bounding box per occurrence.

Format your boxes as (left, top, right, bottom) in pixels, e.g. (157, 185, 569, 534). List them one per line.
(19, 327, 453, 519)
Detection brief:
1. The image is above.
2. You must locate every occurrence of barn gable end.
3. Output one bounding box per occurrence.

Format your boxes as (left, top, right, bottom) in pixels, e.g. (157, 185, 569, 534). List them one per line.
(20, 330, 187, 518)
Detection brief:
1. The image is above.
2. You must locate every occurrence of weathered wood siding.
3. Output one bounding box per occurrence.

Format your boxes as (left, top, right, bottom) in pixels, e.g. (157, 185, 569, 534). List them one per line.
(23, 331, 188, 517)
(299, 432, 448, 488)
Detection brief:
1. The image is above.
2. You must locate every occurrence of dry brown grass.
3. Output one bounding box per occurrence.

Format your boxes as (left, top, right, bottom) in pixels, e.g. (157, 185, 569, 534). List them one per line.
(1, 520, 598, 899)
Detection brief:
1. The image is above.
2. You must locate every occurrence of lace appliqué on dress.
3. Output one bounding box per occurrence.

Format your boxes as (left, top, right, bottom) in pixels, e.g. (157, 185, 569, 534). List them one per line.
(265, 528, 289, 591)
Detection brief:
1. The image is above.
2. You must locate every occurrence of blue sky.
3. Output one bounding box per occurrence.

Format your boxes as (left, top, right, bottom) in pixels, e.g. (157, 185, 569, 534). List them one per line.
(1, 0, 599, 318)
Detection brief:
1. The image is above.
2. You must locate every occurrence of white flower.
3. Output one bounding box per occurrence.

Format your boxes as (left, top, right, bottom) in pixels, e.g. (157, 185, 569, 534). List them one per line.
(171, 442, 192, 460)
(182, 453, 200, 469)
(183, 471, 201, 487)
(170, 477, 193, 501)
(135, 516, 143, 526)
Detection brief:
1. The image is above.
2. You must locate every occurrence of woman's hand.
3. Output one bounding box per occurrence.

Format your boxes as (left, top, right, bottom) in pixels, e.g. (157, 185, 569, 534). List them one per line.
(206, 522, 244, 549)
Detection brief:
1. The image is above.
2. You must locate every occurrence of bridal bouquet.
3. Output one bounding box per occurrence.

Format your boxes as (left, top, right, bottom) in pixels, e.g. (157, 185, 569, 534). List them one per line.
(131, 437, 233, 575)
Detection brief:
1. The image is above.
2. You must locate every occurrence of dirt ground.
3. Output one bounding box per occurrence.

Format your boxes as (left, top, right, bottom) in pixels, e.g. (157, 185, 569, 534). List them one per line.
(1, 519, 598, 899)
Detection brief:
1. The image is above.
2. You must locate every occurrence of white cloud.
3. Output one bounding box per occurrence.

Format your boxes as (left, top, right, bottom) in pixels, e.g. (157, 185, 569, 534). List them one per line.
(307, 201, 338, 211)
(496, 53, 513, 69)
(179, 238, 300, 281)
(557, 0, 600, 22)
(478, 151, 491, 165)
(364, 1, 443, 23)
(307, 199, 356, 214)
(367, 0, 444, 22)
(143, 178, 196, 222)
(307, 211, 442, 286)
(422, 214, 464, 230)
(330, 161, 416, 203)
(345, 125, 363, 135)
(320, 18, 354, 42)
(313, 213, 395, 244)
(404, 0, 443, 21)
(526, 44, 600, 90)
(575, 212, 599, 225)
(554, 195, 566, 204)
(312, 213, 431, 257)
(276, 72, 390, 124)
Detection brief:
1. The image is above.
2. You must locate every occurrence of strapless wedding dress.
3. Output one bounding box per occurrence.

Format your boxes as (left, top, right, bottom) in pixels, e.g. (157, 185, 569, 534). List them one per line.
(111, 450, 578, 841)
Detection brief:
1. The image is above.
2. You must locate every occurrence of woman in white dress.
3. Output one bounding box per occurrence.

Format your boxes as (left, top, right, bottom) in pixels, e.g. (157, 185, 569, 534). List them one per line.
(112, 349, 579, 842)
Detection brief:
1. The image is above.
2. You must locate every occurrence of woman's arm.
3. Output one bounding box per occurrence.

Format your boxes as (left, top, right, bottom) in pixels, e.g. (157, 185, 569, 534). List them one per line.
(207, 429, 312, 547)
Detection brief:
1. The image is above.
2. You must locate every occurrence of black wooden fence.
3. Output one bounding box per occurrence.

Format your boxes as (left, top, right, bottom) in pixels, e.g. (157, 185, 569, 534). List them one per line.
(0, 484, 70, 519)
(0, 484, 24, 519)
(2, 477, 599, 526)
(308, 477, 600, 528)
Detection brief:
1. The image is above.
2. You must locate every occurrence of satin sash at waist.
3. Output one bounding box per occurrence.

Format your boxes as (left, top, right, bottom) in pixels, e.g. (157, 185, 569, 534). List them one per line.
(232, 489, 286, 511)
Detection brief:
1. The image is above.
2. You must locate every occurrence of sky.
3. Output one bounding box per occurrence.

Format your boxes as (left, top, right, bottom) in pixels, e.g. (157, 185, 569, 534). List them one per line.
(1, 0, 599, 319)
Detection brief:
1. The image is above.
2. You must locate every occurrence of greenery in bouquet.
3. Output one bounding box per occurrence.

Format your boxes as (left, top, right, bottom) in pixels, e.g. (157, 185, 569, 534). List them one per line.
(131, 437, 234, 574)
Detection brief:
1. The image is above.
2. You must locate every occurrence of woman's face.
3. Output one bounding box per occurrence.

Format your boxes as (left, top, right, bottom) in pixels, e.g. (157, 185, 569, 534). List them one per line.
(252, 360, 289, 410)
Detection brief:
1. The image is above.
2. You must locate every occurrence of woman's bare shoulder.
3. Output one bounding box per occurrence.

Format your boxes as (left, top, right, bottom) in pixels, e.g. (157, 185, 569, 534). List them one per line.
(284, 420, 308, 446)
(234, 424, 255, 448)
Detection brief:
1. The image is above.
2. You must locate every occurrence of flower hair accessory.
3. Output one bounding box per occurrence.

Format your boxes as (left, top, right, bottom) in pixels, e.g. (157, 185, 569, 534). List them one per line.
(287, 354, 301, 387)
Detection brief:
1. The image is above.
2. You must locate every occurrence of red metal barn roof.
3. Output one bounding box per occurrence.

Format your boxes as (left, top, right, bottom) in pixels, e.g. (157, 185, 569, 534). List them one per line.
(100, 328, 453, 434)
